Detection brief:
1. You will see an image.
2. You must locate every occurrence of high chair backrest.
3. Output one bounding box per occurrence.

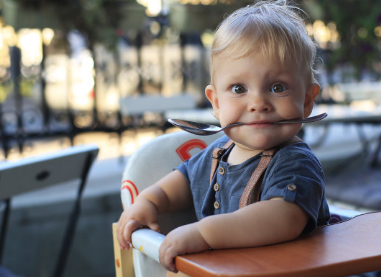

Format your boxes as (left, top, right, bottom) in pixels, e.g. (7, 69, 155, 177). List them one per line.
(116, 131, 223, 277)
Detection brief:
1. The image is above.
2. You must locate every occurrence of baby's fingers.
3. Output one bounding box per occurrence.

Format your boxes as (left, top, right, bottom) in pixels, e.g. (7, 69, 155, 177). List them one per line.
(159, 246, 177, 273)
(116, 220, 129, 249)
(123, 220, 142, 249)
(116, 219, 140, 249)
(147, 222, 161, 233)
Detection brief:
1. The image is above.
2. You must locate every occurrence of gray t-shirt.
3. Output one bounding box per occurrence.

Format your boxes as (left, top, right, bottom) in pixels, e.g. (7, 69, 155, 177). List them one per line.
(176, 135, 330, 233)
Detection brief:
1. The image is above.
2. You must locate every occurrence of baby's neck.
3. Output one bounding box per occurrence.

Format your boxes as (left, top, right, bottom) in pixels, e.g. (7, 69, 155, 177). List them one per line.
(227, 144, 262, 165)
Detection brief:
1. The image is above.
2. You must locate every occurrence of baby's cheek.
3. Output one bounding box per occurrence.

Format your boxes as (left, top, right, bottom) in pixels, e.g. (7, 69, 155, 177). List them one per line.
(283, 124, 302, 137)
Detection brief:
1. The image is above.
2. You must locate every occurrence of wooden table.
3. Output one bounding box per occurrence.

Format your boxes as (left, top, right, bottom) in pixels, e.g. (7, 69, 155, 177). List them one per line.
(176, 212, 381, 277)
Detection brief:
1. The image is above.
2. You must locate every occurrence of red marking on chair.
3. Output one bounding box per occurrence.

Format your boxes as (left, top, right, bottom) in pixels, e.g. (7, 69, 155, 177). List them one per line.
(176, 139, 208, 161)
(122, 180, 139, 204)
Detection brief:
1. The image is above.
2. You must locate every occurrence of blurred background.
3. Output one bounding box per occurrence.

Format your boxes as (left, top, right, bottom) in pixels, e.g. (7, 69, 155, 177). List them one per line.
(0, 0, 381, 276)
(0, 0, 381, 158)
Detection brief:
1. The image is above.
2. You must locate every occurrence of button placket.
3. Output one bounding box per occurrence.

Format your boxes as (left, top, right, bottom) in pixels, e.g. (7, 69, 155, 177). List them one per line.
(214, 166, 226, 212)
(213, 183, 220, 191)
(214, 201, 220, 209)
(213, 180, 221, 211)
(218, 167, 225, 175)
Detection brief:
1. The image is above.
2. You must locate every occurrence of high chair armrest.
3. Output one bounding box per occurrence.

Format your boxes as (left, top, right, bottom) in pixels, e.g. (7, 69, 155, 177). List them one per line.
(112, 223, 167, 277)
(131, 229, 165, 263)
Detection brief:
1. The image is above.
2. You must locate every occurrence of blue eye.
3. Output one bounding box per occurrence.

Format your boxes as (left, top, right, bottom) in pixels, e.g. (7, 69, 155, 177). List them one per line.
(231, 84, 247, 94)
(270, 83, 287, 93)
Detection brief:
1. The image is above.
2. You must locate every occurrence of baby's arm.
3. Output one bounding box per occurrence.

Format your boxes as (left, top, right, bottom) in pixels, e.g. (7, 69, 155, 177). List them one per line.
(160, 197, 308, 272)
(197, 197, 308, 248)
(116, 170, 192, 250)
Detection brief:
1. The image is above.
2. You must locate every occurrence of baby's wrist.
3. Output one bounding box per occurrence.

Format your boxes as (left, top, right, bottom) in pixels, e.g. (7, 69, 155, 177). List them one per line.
(135, 196, 160, 214)
(191, 221, 211, 250)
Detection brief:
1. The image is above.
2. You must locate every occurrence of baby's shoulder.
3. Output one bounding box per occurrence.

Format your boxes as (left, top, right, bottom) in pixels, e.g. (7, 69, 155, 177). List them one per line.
(275, 141, 321, 165)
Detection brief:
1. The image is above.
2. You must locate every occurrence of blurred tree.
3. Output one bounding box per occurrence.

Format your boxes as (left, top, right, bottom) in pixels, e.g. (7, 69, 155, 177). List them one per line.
(305, 0, 381, 80)
(1, 0, 147, 129)
(1, 0, 146, 50)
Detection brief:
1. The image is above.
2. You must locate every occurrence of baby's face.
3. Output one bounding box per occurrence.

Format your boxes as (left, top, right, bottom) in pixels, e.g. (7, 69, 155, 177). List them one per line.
(206, 50, 318, 155)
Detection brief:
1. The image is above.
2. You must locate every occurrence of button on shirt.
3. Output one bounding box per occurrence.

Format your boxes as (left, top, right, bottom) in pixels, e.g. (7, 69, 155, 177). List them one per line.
(176, 135, 330, 234)
(203, 154, 262, 216)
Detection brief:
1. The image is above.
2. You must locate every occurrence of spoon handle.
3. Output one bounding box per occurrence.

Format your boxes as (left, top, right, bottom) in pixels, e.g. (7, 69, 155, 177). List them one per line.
(277, 113, 327, 124)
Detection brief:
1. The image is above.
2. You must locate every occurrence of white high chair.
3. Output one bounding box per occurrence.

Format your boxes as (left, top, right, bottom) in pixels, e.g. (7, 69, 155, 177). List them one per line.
(112, 131, 380, 277)
(113, 131, 223, 277)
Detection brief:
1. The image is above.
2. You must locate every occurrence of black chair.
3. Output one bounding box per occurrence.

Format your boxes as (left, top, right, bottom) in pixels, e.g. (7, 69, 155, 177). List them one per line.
(0, 144, 99, 277)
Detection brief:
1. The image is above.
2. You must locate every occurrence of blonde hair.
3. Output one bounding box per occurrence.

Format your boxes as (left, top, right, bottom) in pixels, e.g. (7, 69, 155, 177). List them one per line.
(210, 0, 318, 84)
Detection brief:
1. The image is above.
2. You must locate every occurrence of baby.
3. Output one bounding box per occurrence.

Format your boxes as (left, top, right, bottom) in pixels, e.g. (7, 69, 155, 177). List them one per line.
(117, 0, 330, 273)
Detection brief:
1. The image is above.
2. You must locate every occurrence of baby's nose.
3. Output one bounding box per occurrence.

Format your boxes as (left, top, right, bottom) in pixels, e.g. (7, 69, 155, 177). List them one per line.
(247, 94, 272, 112)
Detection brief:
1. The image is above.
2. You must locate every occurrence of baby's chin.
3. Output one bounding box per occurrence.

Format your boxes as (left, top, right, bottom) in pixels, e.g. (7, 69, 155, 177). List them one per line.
(231, 134, 296, 152)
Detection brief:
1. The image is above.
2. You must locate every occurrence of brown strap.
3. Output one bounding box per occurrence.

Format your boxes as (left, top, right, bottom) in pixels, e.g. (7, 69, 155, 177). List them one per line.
(239, 148, 276, 208)
(210, 140, 234, 183)
(239, 136, 303, 208)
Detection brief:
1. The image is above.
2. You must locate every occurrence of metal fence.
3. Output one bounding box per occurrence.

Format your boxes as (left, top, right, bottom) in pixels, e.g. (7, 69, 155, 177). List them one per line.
(0, 31, 210, 159)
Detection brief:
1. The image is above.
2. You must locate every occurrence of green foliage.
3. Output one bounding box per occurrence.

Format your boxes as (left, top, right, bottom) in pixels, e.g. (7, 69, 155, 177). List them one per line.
(0, 79, 35, 103)
(19, 78, 35, 97)
(307, 0, 381, 79)
(53, 0, 124, 50)
(3, 0, 144, 50)
(0, 82, 11, 103)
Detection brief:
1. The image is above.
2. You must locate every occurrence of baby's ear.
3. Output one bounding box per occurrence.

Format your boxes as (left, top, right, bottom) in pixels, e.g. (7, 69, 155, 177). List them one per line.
(205, 85, 220, 119)
(304, 83, 320, 118)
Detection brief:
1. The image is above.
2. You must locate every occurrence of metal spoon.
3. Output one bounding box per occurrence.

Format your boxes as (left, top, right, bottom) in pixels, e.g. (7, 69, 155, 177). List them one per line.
(168, 112, 327, 136)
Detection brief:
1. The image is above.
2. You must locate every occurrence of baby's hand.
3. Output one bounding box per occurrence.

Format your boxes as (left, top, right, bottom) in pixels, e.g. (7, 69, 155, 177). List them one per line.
(159, 222, 210, 272)
(116, 199, 160, 250)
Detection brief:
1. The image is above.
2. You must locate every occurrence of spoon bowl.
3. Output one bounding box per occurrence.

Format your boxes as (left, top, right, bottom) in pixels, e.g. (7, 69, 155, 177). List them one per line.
(168, 112, 327, 136)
